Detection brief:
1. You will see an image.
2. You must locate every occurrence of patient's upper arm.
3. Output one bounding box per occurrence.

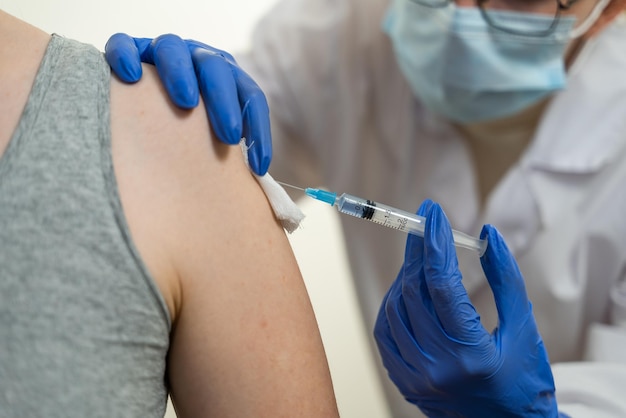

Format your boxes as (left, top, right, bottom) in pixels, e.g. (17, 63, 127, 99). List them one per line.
(110, 65, 338, 417)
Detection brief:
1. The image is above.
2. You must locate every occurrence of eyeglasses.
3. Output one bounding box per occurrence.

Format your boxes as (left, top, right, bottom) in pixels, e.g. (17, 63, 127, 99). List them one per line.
(409, 0, 580, 37)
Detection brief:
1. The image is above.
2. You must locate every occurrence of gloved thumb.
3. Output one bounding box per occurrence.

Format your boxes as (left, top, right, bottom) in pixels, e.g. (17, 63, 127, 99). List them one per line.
(479, 224, 532, 332)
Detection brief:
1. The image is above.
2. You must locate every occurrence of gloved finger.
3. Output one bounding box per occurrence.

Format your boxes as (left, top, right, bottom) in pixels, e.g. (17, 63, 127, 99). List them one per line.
(235, 67, 272, 176)
(422, 203, 486, 343)
(187, 39, 271, 174)
(150, 34, 199, 109)
(105, 33, 144, 83)
(389, 200, 446, 358)
(188, 45, 242, 145)
(400, 200, 433, 327)
(479, 224, 532, 332)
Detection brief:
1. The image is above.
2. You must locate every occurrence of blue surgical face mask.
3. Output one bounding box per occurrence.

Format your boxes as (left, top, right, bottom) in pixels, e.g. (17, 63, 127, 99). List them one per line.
(382, 0, 576, 123)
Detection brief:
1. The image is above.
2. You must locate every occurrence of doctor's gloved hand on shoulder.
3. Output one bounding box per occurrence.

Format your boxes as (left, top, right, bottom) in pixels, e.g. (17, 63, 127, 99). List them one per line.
(374, 199, 567, 418)
(105, 34, 272, 177)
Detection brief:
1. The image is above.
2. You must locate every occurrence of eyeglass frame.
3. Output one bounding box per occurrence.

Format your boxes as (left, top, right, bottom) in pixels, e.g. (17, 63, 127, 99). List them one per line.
(409, 0, 580, 37)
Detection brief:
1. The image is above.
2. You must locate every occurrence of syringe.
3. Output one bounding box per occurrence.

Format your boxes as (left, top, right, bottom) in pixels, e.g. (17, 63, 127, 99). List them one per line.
(278, 182, 487, 256)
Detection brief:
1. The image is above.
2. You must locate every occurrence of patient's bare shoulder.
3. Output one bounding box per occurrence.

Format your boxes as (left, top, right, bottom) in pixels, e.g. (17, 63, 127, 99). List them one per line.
(110, 63, 268, 312)
(110, 65, 339, 417)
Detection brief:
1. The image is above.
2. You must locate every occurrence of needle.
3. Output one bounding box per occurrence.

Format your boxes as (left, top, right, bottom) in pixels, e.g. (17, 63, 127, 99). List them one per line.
(276, 181, 305, 192)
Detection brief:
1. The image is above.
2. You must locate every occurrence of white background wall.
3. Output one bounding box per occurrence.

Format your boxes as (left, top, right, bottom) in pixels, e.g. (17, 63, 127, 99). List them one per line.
(2, 1, 391, 416)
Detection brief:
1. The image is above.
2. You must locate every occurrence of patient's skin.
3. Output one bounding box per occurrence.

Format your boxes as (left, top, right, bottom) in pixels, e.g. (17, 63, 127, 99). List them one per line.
(0, 9, 339, 417)
(111, 67, 339, 417)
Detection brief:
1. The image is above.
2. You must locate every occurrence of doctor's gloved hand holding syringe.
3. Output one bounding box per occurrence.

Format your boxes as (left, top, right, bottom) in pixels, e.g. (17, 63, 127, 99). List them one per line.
(375, 200, 568, 417)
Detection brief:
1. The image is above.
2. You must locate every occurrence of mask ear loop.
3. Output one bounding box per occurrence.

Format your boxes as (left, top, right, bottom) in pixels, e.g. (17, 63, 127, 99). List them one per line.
(569, 0, 612, 38)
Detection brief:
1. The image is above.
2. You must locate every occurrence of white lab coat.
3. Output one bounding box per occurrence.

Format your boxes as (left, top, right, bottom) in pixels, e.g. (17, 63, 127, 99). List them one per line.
(238, 0, 626, 416)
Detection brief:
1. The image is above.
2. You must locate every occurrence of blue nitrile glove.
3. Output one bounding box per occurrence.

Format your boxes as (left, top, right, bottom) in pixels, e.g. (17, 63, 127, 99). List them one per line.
(105, 33, 272, 176)
(374, 200, 562, 417)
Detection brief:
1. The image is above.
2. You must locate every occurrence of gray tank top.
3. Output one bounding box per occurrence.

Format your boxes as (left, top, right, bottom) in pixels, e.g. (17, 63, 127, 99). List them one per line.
(0, 35, 171, 417)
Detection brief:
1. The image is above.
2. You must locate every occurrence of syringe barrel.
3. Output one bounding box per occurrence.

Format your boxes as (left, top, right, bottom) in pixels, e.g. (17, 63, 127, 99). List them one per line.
(335, 193, 487, 255)
(336, 193, 426, 234)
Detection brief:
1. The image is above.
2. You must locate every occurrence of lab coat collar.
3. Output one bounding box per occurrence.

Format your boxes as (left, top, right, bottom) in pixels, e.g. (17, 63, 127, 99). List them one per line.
(483, 19, 626, 262)
(524, 20, 626, 175)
